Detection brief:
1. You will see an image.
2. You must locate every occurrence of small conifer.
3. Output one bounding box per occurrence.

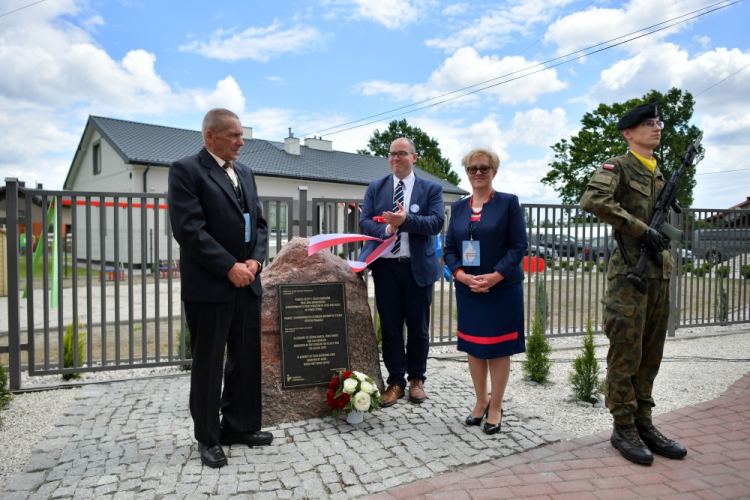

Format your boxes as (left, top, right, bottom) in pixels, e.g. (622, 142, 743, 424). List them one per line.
(568, 317, 601, 403)
(523, 313, 552, 384)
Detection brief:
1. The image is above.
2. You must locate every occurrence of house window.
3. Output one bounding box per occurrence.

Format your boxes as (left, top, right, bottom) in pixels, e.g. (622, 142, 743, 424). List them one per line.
(93, 142, 101, 175)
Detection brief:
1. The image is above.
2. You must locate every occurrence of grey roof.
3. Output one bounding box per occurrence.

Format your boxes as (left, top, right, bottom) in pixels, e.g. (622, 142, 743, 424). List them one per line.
(82, 116, 467, 195)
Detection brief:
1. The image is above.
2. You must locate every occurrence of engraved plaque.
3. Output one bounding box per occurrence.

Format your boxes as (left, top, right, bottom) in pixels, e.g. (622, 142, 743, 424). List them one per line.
(278, 283, 349, 389)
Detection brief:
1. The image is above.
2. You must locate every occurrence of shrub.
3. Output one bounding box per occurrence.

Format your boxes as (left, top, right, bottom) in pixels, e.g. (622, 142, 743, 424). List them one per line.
(523, 313, 552, 384)
(545, 259, 553, 268)
(0, 362, 12, 427)
(717, 271, 729, 323)
(703, 262, 712, 272)
(536, 276, 549, 332)
(742, 265, 750, 279)
(560, 261, 569, 270)
(716, 265, 730, 278)
(694, 267, 706, 278)
(568, 317, 601, 404)
(598, 261, 605, 273)
(177, 324, 192, 372)
(62, 322, 86, 381)
(338, 252, 345, 259)
(554, 265, 560, 270)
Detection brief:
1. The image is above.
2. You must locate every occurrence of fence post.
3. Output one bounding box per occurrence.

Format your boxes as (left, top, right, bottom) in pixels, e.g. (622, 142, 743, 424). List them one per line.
(298, 186, 308, 237)
(5, 178, 21, 389)
(667, 210, 678, 338)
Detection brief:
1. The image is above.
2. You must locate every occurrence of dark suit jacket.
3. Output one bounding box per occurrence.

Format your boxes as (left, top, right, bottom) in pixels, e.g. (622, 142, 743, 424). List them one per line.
(359, 173, 445, 287)
(168, 148, 268, 302)
(444, 192, 527, 295)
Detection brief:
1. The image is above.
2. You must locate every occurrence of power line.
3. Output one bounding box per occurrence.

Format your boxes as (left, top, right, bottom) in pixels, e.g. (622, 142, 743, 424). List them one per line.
(697, 168, 750, 176)
(0, 0, 45, 18)
(694, 63, 750, 97)
(323, 1, 739, 138)
(305, 0, 738, 138)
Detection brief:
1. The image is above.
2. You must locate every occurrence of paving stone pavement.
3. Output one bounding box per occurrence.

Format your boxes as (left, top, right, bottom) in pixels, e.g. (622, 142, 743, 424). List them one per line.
(1, 359, 575, 500)
(360, 371, 750, 500)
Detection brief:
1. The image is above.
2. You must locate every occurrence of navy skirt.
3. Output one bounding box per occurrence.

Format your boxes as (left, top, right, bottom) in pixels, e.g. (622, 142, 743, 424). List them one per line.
(456, 281, 526, 359)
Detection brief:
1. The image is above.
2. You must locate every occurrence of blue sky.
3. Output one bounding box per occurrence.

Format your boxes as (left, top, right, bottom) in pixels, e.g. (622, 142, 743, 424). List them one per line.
(1, 0, 748, 207)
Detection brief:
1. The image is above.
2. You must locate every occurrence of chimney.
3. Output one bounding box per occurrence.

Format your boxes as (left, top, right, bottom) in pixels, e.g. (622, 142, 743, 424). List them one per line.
(304, 135, 332, 152)
(284, 128, 300, 155)
(242, 126, 253, 140)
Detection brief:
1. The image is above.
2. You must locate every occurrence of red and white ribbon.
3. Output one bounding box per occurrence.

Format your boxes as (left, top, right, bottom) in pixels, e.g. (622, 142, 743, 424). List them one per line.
(308, 233, 396, 272)
(308, 234, 382, 255)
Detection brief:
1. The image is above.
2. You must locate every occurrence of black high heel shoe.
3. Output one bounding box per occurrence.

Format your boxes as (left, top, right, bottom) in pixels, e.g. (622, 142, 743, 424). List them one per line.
(484, 408, 503, 435)
(465, 403, 490, 426)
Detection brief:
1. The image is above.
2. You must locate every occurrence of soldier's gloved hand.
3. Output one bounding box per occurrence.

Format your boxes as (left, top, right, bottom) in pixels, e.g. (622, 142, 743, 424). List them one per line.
(641, 227, 666, 254)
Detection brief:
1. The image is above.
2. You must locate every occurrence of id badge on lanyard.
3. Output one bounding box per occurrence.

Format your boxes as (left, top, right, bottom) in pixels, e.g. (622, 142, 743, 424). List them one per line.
(462, 221, 480, 266)
(243, 213, 251, 243)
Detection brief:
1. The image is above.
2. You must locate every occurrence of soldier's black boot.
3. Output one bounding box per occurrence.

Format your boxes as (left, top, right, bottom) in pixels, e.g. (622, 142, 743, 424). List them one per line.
(611, 422, 653, 465)
(635, 417, 687, 459)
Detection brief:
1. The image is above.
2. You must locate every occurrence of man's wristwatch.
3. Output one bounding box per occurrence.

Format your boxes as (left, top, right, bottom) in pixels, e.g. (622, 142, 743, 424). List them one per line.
(253, 259, 263, 273)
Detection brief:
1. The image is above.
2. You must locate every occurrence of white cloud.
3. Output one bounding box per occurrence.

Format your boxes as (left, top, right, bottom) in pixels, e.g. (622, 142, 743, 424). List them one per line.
(592, 44, 750, 117)
(544, 0, 711, 56)
(321, 0, 434, 29)
(694, 35, 711, 49)
(507, 108, 574, 148)
(179, 21, 325, 62)
(266, 76, 284, 83)
(358, 47, 567, 107)
(427, 0, 576, 53)
(442, 3, 467, 16)
(0, 0, 255, 189)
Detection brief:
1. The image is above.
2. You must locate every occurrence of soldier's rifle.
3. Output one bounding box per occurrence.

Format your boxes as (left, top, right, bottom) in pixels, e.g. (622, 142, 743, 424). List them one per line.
(626, 132, 703, 294)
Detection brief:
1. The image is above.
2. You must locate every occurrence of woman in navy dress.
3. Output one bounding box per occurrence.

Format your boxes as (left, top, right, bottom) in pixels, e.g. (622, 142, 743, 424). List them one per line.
(444, 148, 527, 434)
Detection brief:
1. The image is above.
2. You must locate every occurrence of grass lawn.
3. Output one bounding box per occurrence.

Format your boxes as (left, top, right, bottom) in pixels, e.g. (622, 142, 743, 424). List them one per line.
(18, 256, 93, 280)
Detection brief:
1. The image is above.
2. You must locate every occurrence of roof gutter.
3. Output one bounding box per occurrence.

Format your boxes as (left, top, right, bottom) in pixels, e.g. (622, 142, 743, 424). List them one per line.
(143, 164, 150, 192)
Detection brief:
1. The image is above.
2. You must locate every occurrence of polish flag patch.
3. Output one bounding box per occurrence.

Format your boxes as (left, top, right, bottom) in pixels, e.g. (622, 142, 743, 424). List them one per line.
(602, 164, 615, 170)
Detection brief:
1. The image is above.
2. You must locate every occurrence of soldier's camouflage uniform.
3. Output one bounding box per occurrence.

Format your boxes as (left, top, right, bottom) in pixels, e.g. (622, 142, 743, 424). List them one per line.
(580, 152, 673, 425)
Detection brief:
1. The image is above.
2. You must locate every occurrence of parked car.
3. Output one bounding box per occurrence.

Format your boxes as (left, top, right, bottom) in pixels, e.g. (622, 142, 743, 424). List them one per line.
(529, 231, 577, 258)
(526, 244, 559, 261)
(587, 237, 617, 264)
(692, 228, 750, 264)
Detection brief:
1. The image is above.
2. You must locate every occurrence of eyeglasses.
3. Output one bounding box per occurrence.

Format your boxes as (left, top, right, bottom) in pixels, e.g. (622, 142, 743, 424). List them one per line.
(466, 165, 492, 175)
(388, 151, 414, 159)
(642, 119, 665, 130)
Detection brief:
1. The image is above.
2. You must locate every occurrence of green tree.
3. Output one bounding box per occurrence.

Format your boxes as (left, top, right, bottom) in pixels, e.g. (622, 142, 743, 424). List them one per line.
(358, 119, 460, 185)
(523, 312, 552, 384)
(568, 317, 602, 404)
(542, 88, 704, 207)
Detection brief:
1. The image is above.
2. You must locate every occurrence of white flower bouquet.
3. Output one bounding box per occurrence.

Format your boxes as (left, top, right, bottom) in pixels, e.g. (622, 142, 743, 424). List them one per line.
(326, 370, 383, 420)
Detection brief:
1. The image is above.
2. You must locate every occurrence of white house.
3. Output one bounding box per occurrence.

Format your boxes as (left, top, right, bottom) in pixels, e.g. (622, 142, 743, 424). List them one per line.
(63, 116, 468, 268)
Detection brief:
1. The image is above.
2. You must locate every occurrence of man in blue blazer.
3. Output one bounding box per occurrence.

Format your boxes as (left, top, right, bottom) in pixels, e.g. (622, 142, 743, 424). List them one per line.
(360, 138, 445, 405)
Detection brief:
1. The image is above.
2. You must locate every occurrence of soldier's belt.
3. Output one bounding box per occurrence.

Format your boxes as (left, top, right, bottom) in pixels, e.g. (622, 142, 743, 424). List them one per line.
(619, 234, 641, 248)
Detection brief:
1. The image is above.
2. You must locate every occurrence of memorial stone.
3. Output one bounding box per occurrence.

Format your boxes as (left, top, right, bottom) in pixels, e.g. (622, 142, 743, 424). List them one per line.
(260, 237, 384, 426)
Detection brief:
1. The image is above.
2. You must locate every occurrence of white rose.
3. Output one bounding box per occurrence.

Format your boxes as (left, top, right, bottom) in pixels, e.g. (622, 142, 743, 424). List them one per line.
(342, 378, 358, 394)
(360, 381, 374, 395)
(354, 371, 366, 381)
(353, 391, 371, 412)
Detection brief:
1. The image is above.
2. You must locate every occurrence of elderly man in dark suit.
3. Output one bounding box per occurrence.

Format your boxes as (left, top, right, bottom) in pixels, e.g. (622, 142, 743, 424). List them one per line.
(359, 137, 445, 406)
(168, 108, 271, 468)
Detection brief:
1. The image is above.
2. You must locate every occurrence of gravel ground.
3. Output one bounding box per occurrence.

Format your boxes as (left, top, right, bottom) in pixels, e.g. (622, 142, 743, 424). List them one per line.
(0, 387, 80, 492)
(439, 328, 750, 438)
(19, 364, 185, 389)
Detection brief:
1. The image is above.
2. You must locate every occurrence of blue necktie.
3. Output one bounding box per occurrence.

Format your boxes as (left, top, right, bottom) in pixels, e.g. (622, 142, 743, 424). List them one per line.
(391, 180, 404, 254)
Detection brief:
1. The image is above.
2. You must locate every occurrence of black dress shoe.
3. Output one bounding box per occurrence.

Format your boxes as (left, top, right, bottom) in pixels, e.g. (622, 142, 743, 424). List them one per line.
(466, 403, 490, 426)
(484, 408, 502, 435)
(611, 423, 653, 465)
(220, 430, 274, 447)
(635, 417, 687, 459)
(198, 442, 227, 468)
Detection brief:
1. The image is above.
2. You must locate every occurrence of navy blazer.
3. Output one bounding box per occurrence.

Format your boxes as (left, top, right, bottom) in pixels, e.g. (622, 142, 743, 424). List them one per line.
(359, 173, 445, 287)
(444, 191, 527, 295)
(168, 148, 268, 302)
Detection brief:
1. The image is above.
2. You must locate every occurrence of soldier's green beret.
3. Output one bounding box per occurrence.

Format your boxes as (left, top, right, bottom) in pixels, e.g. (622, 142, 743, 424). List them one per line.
(617, 102, 659, 130)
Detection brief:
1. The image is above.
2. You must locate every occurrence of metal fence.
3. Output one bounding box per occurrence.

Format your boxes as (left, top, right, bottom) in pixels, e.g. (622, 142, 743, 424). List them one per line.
(2, 178, 748, 389)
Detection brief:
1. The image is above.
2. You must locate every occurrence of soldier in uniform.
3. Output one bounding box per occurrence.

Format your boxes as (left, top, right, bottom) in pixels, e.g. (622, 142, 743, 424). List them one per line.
(580, 103, 687, 465)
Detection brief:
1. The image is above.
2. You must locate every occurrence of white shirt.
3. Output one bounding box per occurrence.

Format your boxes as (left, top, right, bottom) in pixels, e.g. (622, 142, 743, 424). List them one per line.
(383, 170, 415, 258)
(208, 150, 239, 187)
